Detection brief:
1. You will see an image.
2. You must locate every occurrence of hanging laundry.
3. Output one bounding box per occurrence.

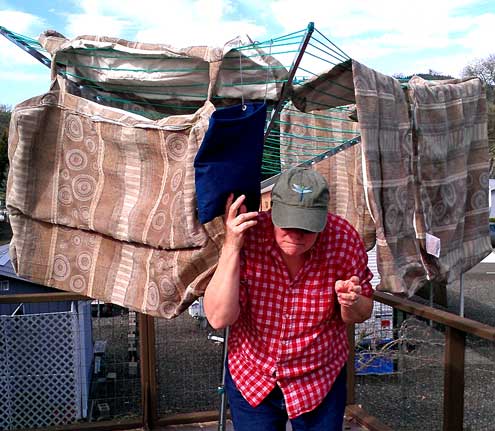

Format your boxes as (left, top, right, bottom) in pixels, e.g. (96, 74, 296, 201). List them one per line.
(7, 84, 225, 318)
(291, 59, 356, 112)
(194, 102, 267, 223)
(408, 75, 492, 284)
(352, 60, 427, 296)
(279, 102, 375, 250)
(8, 83, 214, 250)
(38, 31, 288, 118)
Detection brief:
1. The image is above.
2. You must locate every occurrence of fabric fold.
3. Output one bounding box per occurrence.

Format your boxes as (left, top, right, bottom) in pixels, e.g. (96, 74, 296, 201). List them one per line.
(7, 88, 214, 250)
(7, 89, 225, 317)
(353, 60, 426, 295)
(408, 75, 492, 284)
(8, 213, 224, 318)
(278, 101, 375, 250)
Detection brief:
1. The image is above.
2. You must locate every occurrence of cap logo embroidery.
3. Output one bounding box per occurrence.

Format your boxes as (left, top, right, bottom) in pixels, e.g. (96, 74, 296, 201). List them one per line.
(292, 183, 312, 201)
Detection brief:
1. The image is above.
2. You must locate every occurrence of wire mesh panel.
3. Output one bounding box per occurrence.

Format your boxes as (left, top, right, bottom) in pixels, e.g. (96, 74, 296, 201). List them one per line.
(88, 303, 142, 422)
(355, 313, 445, 431)
(0, 301, 142, 430)
(0, 311, 81, 429)
(464, 336, 495, 431)
(154, 312, 224, 416)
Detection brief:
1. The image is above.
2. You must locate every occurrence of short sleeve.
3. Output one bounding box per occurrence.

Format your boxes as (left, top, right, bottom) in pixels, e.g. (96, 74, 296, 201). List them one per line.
(349, 235, 374, 298)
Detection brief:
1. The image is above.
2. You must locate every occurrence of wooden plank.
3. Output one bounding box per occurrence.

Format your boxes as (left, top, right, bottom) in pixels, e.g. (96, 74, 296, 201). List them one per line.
(346, 324, 356, 405)
(147, 314, 158, 428)
(373, 291, 495, 342)
(0, 292, 88, 303)
(35, 418, 142, 431)
(138, 312, 150, 428)
(443, 327, 466, 431)
(345, 404, 393, 431)
(157, 410, 223, 426)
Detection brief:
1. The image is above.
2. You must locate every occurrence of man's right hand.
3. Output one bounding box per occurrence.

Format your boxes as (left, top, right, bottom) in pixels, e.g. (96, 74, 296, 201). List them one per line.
(223, 193, 258, 251)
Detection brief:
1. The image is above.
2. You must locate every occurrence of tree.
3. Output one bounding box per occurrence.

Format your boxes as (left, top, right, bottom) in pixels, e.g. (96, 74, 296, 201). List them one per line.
(462, 54, 495, 101)
(0, 106, 10, 132)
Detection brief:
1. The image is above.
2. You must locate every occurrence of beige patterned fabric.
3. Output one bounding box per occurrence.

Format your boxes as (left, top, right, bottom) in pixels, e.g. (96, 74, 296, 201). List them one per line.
(38, 31, 288, 114)
(354, 61, 492, 296)
(408, 76, 492, 284)
(353, 60, 426, 295)
(291, 60, 355, 112)
(7, 86, 225, 318)
(279, 102, 375, 250)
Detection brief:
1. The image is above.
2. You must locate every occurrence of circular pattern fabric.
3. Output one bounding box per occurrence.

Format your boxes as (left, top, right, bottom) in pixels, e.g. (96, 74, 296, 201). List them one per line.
(80, 206, 91, 223)
(65, 114, 84, 142)
(70, 274, 86, 292)
(159, 276, 177, 299)
(440, 183, 457, 207)
(171, 168, 184, 192)
(72, 235, 82, 246)
(85, 138, 97, 153)
(165, 133, 188, 161)
(53, 255, 70, 281)
(58, 185, 73, 206)
(151, 212, 167, 231)
(146, 282, 160, 310)
(160, 301, 177, 318)
(77, 252, 92, 272)
(61, 169, 70, 180)
(66, 149, 88, 171)
(471, 190, 486, 209)
(72, 174, 96, 201)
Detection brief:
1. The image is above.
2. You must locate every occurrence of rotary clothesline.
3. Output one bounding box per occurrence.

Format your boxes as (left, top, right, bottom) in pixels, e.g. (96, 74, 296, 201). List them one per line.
(2, 24, 491, 320)
(0, 23, 361, 180)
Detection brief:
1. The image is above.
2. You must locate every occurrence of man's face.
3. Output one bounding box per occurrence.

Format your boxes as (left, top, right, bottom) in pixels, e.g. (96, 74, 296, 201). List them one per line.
(273, 226, 318, 258)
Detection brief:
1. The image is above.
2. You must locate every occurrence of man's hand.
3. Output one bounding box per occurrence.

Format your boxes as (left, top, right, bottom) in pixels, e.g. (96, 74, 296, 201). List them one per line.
(335, 276, 362, 308)
(223, 194, 258, 251)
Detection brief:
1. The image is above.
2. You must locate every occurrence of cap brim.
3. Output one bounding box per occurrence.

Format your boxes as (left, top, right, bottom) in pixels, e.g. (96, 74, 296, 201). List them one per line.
(272, 202, 327, 233)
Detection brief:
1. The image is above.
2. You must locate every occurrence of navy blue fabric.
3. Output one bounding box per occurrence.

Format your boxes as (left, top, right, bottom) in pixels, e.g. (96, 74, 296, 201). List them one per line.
(194, 102, 267, 224)
(225, 362, 347, 431)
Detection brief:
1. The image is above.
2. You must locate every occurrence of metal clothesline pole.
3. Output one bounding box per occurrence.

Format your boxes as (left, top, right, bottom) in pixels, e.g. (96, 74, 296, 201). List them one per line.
(217, 326, 230, 431)
(0, 26, 52, 69)
(263, 21, 315, 141)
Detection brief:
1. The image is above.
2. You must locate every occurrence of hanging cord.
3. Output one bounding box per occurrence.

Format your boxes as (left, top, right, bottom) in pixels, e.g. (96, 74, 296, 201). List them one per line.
(264, 39, 273, 104)
(238, 41, 246, 110)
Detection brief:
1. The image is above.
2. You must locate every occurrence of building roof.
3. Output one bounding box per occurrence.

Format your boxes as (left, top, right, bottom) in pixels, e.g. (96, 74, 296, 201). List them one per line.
(0, 243, 30, 281)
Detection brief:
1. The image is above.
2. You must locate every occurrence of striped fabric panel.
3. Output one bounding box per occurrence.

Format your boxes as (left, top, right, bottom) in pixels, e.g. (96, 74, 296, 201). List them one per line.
(111, 245, 134, 306)
(115, 133, 142, 241)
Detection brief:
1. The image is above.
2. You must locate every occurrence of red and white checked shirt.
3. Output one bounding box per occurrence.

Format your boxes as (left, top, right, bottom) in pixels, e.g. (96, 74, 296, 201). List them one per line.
(228, 210, 373, 418)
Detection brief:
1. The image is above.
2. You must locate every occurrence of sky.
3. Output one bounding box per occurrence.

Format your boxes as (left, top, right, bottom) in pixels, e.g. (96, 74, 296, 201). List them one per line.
(0, 0, 494, 107)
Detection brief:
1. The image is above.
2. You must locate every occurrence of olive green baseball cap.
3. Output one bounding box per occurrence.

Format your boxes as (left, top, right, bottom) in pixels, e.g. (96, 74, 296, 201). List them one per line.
(271, 167, 329, 232)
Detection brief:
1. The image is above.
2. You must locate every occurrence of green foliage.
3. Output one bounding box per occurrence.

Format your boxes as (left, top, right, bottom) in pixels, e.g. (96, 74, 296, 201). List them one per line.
(0, 110, 10, 132)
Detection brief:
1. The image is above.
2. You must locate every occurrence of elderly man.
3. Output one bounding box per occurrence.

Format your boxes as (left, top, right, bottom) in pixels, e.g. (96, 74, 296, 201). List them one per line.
(204, 167, 373, 431)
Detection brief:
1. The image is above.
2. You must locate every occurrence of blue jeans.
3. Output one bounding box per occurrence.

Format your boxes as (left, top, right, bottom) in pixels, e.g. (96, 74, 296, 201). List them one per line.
(225, 364, 347, 431)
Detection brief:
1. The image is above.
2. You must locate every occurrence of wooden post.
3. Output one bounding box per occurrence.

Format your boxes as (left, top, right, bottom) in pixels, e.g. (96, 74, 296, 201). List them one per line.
(138, 313, 150, 429)
(346, 323, 356, 405)
(147, 315, 158, 429)
(443, 326, 465, 431)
